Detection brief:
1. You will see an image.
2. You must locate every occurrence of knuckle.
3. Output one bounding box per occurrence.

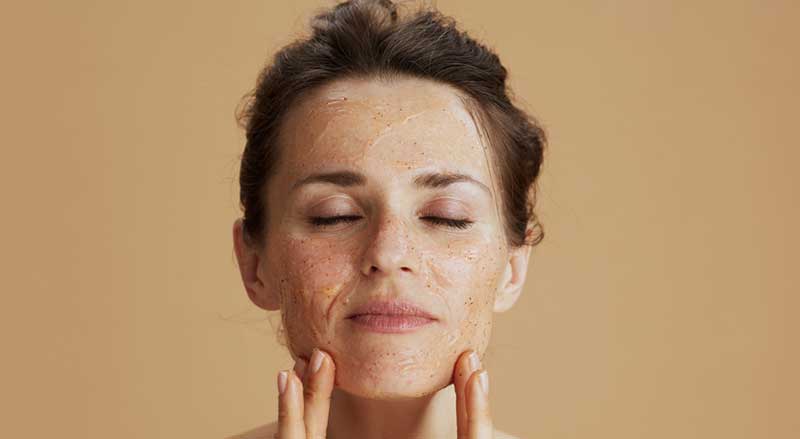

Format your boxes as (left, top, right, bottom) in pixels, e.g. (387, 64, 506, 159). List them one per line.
(277, 404, 293, 422)
(302, 385, 316, 400)
(303, 385, 333, 404)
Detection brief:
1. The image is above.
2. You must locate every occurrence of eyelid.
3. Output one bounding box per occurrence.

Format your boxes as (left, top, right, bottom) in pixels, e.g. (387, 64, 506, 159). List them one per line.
(428, 196, 470, 206)
(309, 194, 356, 209)
(309, 215, 473, 231)
(424, 196, 472, 216)
(308, 195, 362, 215)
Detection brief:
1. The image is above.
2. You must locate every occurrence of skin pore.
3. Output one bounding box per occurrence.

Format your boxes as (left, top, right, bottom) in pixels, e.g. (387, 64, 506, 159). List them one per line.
(232, 75, 532, 438)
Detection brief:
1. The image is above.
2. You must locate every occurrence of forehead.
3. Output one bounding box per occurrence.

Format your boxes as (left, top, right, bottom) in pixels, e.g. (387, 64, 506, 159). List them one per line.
(275, 76, 494, 184)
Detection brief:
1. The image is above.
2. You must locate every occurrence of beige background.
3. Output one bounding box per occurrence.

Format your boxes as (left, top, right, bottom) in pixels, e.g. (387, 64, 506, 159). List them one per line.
(1, 0, 797, 438)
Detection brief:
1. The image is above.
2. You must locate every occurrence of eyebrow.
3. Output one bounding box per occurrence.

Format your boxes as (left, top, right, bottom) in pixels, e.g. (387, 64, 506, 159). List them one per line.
(289, 170, 491, 194)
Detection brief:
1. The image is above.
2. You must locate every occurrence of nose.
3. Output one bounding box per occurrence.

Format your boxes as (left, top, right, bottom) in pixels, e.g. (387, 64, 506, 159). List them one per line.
(360, 212, 419, 277)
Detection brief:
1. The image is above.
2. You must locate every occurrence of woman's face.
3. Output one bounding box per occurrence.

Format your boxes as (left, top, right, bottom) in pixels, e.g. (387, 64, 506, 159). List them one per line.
(258, 76, 512, 399)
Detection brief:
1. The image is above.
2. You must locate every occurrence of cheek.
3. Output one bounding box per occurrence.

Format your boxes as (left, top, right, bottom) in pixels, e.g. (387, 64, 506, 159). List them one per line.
(425, 239, 503, 343)
(272, 236, 360, 350)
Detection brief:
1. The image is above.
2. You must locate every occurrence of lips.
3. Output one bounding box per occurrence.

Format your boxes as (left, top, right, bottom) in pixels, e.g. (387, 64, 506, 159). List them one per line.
(346, 299, 437, 320)
(346, 299, 437, 334)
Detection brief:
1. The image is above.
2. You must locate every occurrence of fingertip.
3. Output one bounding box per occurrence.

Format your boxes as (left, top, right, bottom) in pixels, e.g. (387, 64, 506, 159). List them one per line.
(478, 370, 489, 396)
(468, 351, 480, 372)
(454, 351, 476, 437)
(325, 349, 335, 366)
(316, 350, 336, 391)
(311, 349, 334, 378)
(455, 350, 481, 385)
(277, 370, 288, 395)
(289, 368, 303, 391)
(276, 369, 293, 426)
(279, 369, 299, 407)
(289, 370, 306, 412)
(323, 350, 336, 374)
(453, 350, 469, 381)
(300, 350, 334, 439)
(467, 369, 491, 417)
(277, 369, 306, 437)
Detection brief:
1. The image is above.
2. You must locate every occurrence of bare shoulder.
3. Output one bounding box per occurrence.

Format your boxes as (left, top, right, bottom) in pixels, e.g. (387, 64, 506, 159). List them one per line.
(225, 422, 277, 439)
(226, 422, 517, 439)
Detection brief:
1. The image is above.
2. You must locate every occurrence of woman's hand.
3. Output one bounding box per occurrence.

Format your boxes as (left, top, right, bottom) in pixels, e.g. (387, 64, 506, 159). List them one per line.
(274, 348, 492, 438)
(453, 350, 493, 438)
(276, 348, 336, 438)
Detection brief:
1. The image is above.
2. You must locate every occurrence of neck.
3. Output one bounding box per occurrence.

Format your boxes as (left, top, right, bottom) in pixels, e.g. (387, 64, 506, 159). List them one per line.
(326, 384, 458, 439)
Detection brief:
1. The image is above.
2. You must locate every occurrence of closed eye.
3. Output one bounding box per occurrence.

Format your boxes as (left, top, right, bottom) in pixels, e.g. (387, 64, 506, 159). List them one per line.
(308, 215, 473, 230)
(419, 216, 473, 230)
(309, 215, 362, 226)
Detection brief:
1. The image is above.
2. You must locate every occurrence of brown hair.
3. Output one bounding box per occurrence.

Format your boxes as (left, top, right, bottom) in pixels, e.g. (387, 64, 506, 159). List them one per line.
(236, 0, 547, 249)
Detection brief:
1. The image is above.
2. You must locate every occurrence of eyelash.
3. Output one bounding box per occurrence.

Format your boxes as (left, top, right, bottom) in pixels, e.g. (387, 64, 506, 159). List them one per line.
(309, 215, 474, 230)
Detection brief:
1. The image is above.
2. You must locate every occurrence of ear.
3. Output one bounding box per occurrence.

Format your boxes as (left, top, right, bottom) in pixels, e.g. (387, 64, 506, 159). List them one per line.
(232, 218, 280, 311)
(494, 242, 533, 313)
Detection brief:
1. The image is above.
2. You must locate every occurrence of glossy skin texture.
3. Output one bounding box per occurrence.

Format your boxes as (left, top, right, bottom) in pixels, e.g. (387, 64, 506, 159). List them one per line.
(238, 75, 528, 400)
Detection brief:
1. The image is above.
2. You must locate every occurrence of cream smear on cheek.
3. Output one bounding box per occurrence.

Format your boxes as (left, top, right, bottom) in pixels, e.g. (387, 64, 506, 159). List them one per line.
(266, 77, 508, 397)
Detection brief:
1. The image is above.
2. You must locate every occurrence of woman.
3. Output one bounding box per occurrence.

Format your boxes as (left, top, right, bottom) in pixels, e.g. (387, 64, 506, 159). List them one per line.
(231, 1, 546, 437)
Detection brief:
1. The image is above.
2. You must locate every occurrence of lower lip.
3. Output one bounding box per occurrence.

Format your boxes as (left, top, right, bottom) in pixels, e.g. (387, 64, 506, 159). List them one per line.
(348, 314, 435, 333)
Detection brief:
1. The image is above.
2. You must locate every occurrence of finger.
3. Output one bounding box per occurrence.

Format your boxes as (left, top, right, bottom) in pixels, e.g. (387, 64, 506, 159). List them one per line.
(302, 348, 336, 438)
(466, 368, 493, 439)
(276, 369, 306, 439)
(454, 350, 480, 438)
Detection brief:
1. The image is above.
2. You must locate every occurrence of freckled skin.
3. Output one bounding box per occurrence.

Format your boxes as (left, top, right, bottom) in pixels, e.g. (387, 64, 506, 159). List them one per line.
(259, 76, 510, 399)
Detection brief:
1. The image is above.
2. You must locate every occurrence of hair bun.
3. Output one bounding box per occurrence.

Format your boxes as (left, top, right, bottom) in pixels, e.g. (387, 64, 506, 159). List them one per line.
(311, 0, 399, 33)
(374, 0, 399, 21)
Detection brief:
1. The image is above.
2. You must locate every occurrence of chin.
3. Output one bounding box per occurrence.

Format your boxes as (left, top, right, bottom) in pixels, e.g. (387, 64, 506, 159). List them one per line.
(337, 377, 449, 400)
(334, 359, 453, 400)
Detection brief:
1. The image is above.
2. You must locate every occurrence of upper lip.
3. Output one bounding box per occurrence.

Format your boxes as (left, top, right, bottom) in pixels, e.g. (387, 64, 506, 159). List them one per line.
(347, 299, 437, 320)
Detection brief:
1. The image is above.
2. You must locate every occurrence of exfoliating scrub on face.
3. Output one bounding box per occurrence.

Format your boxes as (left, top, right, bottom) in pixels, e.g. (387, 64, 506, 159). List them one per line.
(261, 76, 509, 398)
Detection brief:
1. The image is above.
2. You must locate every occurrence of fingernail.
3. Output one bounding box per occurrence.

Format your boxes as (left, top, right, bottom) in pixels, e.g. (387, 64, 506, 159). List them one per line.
(293, 357, 307, 378)
(478, 370, 489, 395)
(468, 351, 480, 372)
(310, 348, 324, 374)
(277, 370, 288, 395)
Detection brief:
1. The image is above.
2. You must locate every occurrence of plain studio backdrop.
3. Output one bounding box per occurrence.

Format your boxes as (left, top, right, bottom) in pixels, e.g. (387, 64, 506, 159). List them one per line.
(0, 1, 797, 438)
